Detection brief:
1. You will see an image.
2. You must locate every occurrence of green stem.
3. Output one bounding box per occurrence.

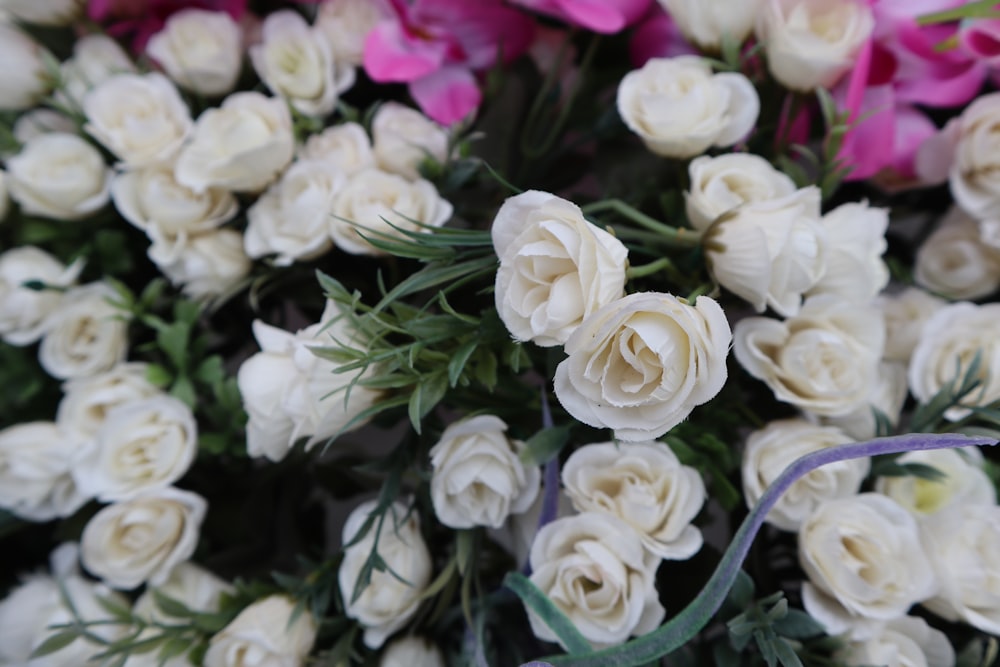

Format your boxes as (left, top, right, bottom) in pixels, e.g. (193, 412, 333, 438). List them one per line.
(582, 200, 701, 248)
(918, 0, 1000, 24)
(626, 258, 673, 280)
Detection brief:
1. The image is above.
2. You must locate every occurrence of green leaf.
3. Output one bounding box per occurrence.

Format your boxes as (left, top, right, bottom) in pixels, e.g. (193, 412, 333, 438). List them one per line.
(727, 570, 754, 609)
(456, 529, 476, 577)
(158, 636, 189, 665)
(772, 609, 824, 640)
(30, 631, 80, 658)
(152, 590, 194, 619)
(521, 426, 570, 466)
(474, 351, 498, 390)
(448, 339, 479, 387)
(170, 375, 196, 407)
(145, 364, 173, 388)
(156, 321, 190, 370)
(773, 638, 804, 667)
(406, 372, 448, 434)
(504, 572, 590, 654)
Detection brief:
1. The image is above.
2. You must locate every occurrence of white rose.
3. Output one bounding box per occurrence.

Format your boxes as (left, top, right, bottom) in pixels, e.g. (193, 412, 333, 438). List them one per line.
(741, 419, 867, 532)
(429, 415, 541, 529)
(245, 159, 345, 265)
(250, 10, 355, 118)
(756, 0, 875, 92)
(57, 34, 136, 108)
(0, 573, 128, 665)
(371, 102, 450, 180)
(39, 282, 129, 380)
(297, 121, 375, 173)
(0, 246, 83, 346)
(81, 486, 207, 590)
(12, 109, 77, 144)
(555, 292, 731, 441)
(563, 441, 706, 559)
(800, 494, 937, 638)
(175, 92, 294, 193)
(339, 499, 432, 649)
(0, 23, 52, 110)
(819, 361, 908, 440)
(807, 201, 889, 303)
(491, 190, 628, 347)
(204, 595, 317, 667)
(84, 73, 193, 167)
(112, 165, 239, 258)
(528, 512, 664, 649)
(380, 637, 445, 667)
(134, 561, 233, 622)
(838, 615, 956, 667)
(704, 187, 825, 316)
(7, 133, 112, 220)
(236, 322, 300, 461)
(149, 229, 251, 300)
(330, 168, 453, 255)
(146, 9, 243, 97)
(908, 302, 1000, 420)
(0, 0, 82, 25)
(0, 421, 89, 521)
(74, 395, 198, 502)
(944, 94, 1000, 220)
(914, 207, 1000, 300)
(685, 153, 796, 232)
(56, 363, 161, 440)
(876, 447, 995, 519)
(656, 0, 763, 51)
(878, 287, 947, 364)
(316, 0, 389, 66)
(617, 56, 759, 159)
(733, 295, 884, 417)
(922, 503, 1000, 635)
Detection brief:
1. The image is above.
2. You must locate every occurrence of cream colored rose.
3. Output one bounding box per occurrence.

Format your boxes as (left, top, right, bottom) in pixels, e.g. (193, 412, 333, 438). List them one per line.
(134, 561, 233, 622)
(0, 23, 52, 110)
(0, 246, 83, 346)
(741, 419, 866, 532)
(685, 153, 796, 232)
(914, 207, 1000, 300)
(0, 573, 128, 665)
(491, 190, 628, 347)
(922, 503, 1000, 635)
(84, 73, 193, 167)
(56, 34, 136, 109)
(57, 363, 161, 440)
(7, 132, 112, 221)
(908, 302, 1000, 420)
(820, 361, 908, 440)
(74, 395, 198, 502)
(756, 0, 875, 92)
(81, 486, 207, 590)
(149, 229, 251, 300)
(245, 159, 345, 265)
(146, 9, 243, 97)
(371, 102, 450, 180)
(250, 10, 355, 118)
(339, 499, 432, 649)
(563, 441, 706, 559)
(657, 0, 763, 50)
(617, 56, 759, 159)
(877, 287, 946, 364)
(800, 494, 936, 638)
(12, 109, 77, 144)
(876, 447, 995, 520)
(0, 421, 89, 521)
(942, 94, 1000, 220)
(807, 201, 889, 303)
(528, 512, 664, 649)
(555, 292, 731, 441)
(175, 92, 294, 193)
(380, 637, 445, 667)
(316, 0, 389, 66)
(204, 595, 317, 667)
(330, 168, 453, 255)
(704, 187, 825, 316)
(236, 322, 300, 461)
(0, 0, 82, 25)
(297, 122, 375, 173)
(838, 615, 955, 667)
(429, 415, 540, 529)
(733, 295, 884, 417)
(39, 282, 129, 380)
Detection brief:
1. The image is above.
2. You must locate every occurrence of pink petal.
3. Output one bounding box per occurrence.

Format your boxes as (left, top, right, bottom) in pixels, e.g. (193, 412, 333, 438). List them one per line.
(555, 0, 627, 33)
(409, 66, 482, 125)
(888, 105, 938, 179)
(961, 18, 1000, 66)
(837, 84, 896, 181)
(364, 21, 447, 83)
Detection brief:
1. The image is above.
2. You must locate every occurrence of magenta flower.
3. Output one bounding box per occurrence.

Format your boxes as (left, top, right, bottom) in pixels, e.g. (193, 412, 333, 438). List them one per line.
(960, 18, 1000, 67)
(510, 0, 651, 34)
(363, 0, 535, 125)
(88, 0, 246, 51)
(628, 4, 696, 67)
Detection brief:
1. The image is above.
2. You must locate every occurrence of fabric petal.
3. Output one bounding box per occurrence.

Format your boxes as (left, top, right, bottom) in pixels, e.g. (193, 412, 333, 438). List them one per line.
(364, 22, 446, 83)
(409, 66, 482, 125)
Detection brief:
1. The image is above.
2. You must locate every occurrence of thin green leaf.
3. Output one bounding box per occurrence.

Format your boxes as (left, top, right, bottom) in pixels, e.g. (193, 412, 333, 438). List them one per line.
(504, 572, 590, 655)
(30, 631, 80, 658)
(520, 426, 571, 466)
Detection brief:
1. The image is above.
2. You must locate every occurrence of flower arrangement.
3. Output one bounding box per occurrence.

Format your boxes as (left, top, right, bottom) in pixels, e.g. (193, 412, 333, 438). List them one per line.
(2, 0, 1000, 666)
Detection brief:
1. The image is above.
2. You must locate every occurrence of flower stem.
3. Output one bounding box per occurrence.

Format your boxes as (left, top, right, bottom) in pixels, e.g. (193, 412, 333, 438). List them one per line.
(582, 200, 701, 248)
(626, 258, 673, 280)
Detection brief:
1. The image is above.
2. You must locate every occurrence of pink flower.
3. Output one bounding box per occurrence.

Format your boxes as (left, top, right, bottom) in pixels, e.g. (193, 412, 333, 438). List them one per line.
(628, 4, 695, 67)
(960, 18, 1000, 67)
(88, 0, 246, 51)
(363, 0, 535, 125)
(510, 0, 651, 34)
